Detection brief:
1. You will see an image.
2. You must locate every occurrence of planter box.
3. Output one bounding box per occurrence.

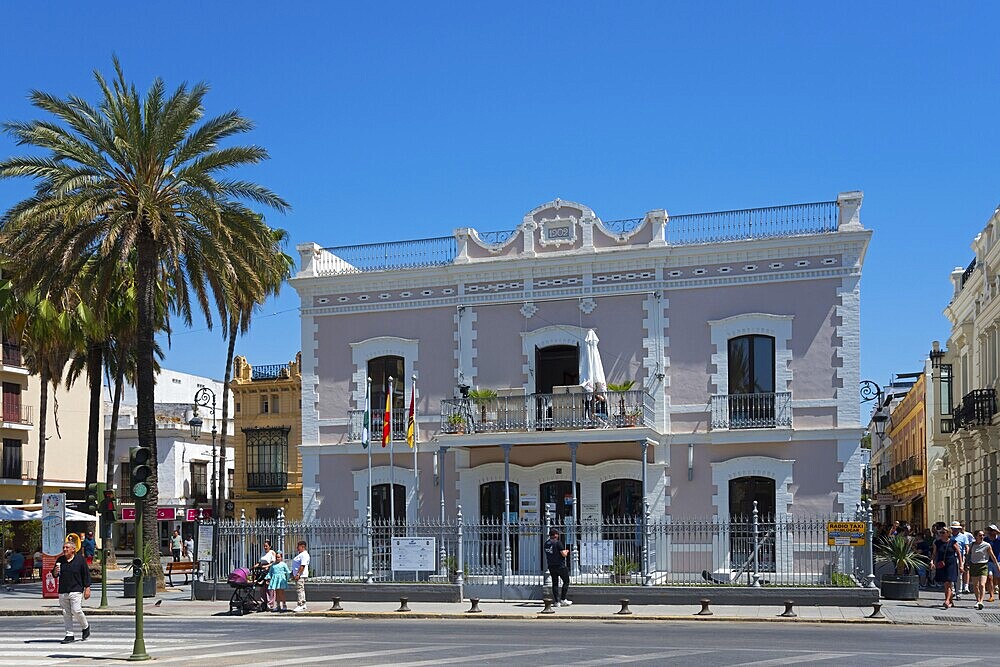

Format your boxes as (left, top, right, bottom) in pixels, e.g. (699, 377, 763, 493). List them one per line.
(123, 576, 156, 599)
(879, 574, 919, 600)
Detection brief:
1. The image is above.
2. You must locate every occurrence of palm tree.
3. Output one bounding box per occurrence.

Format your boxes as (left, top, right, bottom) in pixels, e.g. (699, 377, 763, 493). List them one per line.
(0, 58, 288, 568)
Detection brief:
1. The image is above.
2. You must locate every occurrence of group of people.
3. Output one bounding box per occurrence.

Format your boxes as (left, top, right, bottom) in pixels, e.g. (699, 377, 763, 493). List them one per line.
(170, 529, 196, 562)
(257, 539, 310, 612)
(921, 521, 1000, 610)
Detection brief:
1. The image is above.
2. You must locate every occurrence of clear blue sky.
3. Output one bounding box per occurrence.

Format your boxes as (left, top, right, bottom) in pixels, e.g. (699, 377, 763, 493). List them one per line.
(1, 3, 998, 392)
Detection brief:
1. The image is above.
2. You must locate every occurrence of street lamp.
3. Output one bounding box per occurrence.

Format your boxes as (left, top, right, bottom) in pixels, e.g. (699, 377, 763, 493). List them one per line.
(189, 387, 218, 600)
(860, 379, 888, 441)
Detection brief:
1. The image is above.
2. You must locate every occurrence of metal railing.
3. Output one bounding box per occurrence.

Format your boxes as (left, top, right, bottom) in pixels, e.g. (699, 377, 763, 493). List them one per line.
(961, 258, 977, 289)
(710, 392, 791, 429)
(953, 388, 997, 429)
(438, 389, 653, 433)
(667, 201, 838, 245)
(1, 402, 33, 425)
(246, 472, 289, 492)
(475, 230, 517, 246)
(252, 364, 291, 381)
(2, 342, 23, 367)
(319, 236, 457, 275)
(211, 505, 873, 589)
(1, 458, 32, 480)
(602, 218, 645, 236)
(348, 407, 409, 442)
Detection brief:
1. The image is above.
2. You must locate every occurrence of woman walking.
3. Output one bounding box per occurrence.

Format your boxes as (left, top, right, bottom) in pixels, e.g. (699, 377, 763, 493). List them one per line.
(931, 527, 962, 608)
(966, 530, 1000, 610)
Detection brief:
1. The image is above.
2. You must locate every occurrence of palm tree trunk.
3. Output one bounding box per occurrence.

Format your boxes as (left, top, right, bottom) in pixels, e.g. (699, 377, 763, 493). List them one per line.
(136, 225, 161, 581)
(85, 341, 103, 487)
(106, 362, 124, 489)
(218, 323, 236, 513)
(33, 368, 50, 504)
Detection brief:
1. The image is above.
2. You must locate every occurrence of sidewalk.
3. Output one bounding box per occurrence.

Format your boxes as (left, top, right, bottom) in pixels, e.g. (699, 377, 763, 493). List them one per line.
(2, 582, 999, 627)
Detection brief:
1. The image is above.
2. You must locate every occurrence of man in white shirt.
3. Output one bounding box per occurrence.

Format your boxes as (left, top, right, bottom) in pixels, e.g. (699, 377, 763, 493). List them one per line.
(290, 541, 310, 612)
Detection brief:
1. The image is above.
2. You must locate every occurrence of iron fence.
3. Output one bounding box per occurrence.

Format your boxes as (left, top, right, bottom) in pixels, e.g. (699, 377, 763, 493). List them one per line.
(710, 392, 791, 430)
(601, 218, 645, 236)
(667, 201, 838, 245)
(211, 504, 873, 590)
(319, 236, 457, 275)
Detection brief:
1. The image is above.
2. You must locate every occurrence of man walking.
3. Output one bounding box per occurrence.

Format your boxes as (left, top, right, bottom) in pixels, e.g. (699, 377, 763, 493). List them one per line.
(170, 529, 183, 562)
(54, 541, 91, 644)
(544, 528, 572, 607)
(290, 540, 310, 612)
(951, 521, 973, 596)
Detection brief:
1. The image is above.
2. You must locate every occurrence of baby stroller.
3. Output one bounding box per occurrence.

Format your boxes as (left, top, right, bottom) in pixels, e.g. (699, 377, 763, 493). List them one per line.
(227, 567, 268, 616)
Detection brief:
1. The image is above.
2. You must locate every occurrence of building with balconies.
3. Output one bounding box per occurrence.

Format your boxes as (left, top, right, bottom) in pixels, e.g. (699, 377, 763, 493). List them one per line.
(868, 373, 927, 527)
(927, 205, 1000, 529)
(230, 355, 303, 520)
(291, 192, 871, 530)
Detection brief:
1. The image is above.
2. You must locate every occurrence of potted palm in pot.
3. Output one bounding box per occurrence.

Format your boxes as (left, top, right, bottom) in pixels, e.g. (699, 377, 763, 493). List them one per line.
(468, 388, 497, 425)
(875, 534, 926, 600)
(607, 381, 635, 426)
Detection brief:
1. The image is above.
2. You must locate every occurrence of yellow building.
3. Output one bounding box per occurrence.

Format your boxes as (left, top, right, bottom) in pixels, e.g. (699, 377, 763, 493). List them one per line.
(882, 375, 927, 528)
(230, 353, 302, 520)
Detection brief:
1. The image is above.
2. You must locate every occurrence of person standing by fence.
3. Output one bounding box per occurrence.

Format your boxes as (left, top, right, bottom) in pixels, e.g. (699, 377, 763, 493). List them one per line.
(544, 528, 572, 607)
(291, 540, 310, 612)
(266, 552, 291, 612)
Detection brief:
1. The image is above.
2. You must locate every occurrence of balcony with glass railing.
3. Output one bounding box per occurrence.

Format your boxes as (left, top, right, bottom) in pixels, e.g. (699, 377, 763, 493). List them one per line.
(710, 392, 792, 430)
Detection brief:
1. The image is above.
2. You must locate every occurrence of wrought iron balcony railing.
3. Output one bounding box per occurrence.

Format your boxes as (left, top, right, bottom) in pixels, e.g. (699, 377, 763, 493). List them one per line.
(246, 472, 288, 492)
(439, 388, 653, 434)
(252, 364, 291, 381)
(1, 458, 32, 481)
(2, 342, 23, 367)
(348, 407, 409, 443)
(885, 455, 923, 487)
(961, 258, 977, 289)
(321, 236, 457, 275)
(1, 402, 33, 425)
(710, 392, 792, 430)
(952, 388, 997, 430)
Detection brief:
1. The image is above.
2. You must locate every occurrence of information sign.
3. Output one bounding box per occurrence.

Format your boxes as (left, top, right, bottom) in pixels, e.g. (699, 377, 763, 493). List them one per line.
(826, 521, 866, 547)
(391, 537, 436, 571)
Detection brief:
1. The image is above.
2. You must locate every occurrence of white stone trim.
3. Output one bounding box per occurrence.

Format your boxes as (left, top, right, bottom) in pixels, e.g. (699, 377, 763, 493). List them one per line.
(455, 307, 477, 387)
(520, 324, 589, 393)
(351, 465, 418, 523)
(835, 275, 862, 427)
(835, 437, 864, 513)
(708, 313, 794, 394)
(350, 336, 419, 409)
(710, 455, 795, 519)
(642, 291, 669, 432)
(301, 446, 321, 522)
(300, 314, 321, 445)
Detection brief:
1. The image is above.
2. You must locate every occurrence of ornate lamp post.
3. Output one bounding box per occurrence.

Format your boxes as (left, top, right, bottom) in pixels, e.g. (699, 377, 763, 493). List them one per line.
(189, 387, 218, 598)
(860, 380, 888, 440)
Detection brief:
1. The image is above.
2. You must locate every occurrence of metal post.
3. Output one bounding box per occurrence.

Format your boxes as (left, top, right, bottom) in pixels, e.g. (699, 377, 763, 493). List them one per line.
(365, 505, 374, 584)
(865, 500, 877, 589)
(502, 444, 512, 582)
(569, 442, 579, 577)
(456, 504, 464, 600)
(129, 492, 149, 661)
(439, 446, 447, 522)
(542, 503, 551, 590)
(640, 440, 649, 586)
(751, 500, 761, 587)
(277, 507, 286, 557)
(100, 512, 109, 608)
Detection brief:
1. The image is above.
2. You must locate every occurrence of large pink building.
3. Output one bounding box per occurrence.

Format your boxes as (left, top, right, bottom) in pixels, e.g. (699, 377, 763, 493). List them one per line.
(291, 193, 871, 529)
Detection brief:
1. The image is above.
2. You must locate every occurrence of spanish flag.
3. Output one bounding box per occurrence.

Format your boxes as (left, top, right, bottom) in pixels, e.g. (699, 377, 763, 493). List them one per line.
(382, 377, 393, 447)
(406, 381, 416, 449)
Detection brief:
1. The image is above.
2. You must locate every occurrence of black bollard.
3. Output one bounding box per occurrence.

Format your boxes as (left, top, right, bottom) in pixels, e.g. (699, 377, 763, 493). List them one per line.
(467, 598, 482, 614)
(330, 596, 344, 612)
(396, 597, 411, 613)
(696, 598, 713, 616)
(616, 599, 633, 615)
(540, 597, 556, 614)
(779, 600, 797, 618)
(867, 602, 885, 619)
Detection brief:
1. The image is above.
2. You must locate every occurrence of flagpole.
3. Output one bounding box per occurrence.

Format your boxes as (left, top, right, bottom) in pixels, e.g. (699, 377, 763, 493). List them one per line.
(388, 377, 395, 541)
(412, 375, 419, 520)
(365, 376, 373, 584)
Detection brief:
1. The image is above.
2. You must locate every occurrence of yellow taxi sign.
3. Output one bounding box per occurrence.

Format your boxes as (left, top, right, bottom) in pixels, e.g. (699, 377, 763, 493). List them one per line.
(827, 521, 866, 547)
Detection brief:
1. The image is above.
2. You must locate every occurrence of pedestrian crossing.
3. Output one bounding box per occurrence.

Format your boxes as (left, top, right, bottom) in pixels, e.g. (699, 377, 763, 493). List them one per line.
(0, 628, 239, 665)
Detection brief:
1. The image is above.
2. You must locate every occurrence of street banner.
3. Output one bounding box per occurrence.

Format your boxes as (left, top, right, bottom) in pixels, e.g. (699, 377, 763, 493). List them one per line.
(41, 493, 66, 599)
(827, 521, 866, 546)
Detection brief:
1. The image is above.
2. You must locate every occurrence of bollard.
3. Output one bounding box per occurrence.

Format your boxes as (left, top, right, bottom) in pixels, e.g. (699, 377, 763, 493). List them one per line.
(540, 597, 556, 614)
(396, 597, 411, 613)
(867, 602, 885, 619)
(329, 596, 344, 612)
(779, 600, 797, 618)
(467, 598, 482, 614)
(696, 599, 713, 616)
(616, 599, 633, 615)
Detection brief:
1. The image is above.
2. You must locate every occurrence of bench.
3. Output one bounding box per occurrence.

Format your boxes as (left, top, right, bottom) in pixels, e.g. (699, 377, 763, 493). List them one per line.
(165, 561, 198, 586)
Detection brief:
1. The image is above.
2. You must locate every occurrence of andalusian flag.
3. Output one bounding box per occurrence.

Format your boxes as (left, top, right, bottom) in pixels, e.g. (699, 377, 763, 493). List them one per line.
(406, 380, 416, 449)
(382, 377, 393, 447)
(361, 378, 371, 449)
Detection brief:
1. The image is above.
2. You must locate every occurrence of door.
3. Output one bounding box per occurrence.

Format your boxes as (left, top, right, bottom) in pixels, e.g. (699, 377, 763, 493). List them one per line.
(2, 383, 22, 423)
(479, 481, 519, 572)
(728, 476, 776, 573)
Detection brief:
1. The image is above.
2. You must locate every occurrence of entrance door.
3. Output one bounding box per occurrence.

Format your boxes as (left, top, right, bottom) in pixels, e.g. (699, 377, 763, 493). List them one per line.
(534, 345, 580, 394)
(540, 481, 581, 529)
(371, 483, 406, 524)
(479, 482, 519, 571)
(728, 476, 776, 573)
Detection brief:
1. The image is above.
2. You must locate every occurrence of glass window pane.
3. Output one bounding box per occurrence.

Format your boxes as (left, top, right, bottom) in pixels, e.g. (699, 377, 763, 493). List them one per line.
(728, 337, 751, 394)
(753, 336, 775, 393)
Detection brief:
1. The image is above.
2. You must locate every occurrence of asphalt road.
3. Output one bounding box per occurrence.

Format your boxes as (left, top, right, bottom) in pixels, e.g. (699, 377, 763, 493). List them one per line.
(0, 616, 992, 666)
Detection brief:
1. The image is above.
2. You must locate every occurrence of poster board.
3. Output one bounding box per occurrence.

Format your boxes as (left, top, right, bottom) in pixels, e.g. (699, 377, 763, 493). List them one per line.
(197, 523, 215, 563)
(41, 493, 66, 599)
(580, 540, 614, 568)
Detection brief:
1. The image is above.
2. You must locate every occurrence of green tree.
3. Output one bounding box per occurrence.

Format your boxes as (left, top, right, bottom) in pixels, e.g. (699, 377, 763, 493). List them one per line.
(0, 59, 288, 569)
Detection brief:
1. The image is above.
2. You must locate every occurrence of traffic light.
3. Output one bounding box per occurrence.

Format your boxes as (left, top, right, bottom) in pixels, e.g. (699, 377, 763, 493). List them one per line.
(130, 446, 152, 500)
(101, 489, 116, 517)
(85, 482, 104, 514)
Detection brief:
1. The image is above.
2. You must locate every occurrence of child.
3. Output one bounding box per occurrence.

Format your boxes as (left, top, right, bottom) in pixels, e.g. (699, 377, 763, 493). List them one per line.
(266, 552, 291, 612)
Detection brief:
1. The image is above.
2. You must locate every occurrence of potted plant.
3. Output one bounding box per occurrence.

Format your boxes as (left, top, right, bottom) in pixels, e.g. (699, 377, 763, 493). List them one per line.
(875, 534, 926, 600)
(607, 381, 635, 426)
(610, 554, 638, 584)
(447, 413, 467, 435)
(468, 388, 497, 425)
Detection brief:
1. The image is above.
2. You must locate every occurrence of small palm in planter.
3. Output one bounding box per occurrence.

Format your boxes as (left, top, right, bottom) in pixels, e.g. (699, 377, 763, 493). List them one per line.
(875, 534, 927, 600)
(610, 555, 639, 584)
(468, 388, 497, 424)
(607, 381, 635, 425)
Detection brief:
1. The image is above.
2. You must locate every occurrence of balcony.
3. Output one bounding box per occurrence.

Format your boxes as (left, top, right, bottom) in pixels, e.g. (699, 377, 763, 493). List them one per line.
(251, 363, 291, 381)
(710, 392, 791, 430)
(883, 455, 923, 490)
(440, 388, 653, 434)
(246, 472, 288, 492)
(952, 388, 997, 430)
(348, 407, 408, 442)
(1, 402, 33, 426)
(1, 458, 32, 481)
(2, 342, 23, 367)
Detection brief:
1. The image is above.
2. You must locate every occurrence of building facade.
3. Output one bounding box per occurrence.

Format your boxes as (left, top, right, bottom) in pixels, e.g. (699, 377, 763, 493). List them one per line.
(869, 374, 926, 527)
(2, 336, 96, 505)
(105, 368, 233, 554)
(230, 355, 303, 520)
(290, 192, 871, 550)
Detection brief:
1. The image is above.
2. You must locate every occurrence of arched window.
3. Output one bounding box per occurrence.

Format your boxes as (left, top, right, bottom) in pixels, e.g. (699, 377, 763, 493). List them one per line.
(368, 355, 405, 440)
(728, 335, 775, 428)
(601, 479, 643, 519)
(728, 475, 776, 572)
(371, 483, 406, 523)
(480, 481, 519, 521)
